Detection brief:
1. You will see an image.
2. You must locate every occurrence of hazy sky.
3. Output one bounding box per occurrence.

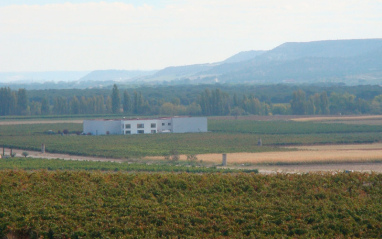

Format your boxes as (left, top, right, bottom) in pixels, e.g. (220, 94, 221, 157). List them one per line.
(1, 0, 381, 72)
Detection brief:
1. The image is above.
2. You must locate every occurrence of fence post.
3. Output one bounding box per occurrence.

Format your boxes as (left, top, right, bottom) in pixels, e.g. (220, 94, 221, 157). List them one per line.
(222, 154, 227, 166)
(41, 144, 45, 154)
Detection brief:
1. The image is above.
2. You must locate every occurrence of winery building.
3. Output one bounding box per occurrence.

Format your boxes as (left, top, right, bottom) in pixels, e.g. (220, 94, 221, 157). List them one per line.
(83, 117, 207, 135)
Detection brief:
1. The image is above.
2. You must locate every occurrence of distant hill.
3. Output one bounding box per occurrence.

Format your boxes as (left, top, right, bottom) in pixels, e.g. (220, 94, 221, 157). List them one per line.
(141, 38, 382, 85)
(3, 38, 382, 89)
(261, 39, 382, 60)
(79, 70, 157, 82)
(0, 71, 89, 83)
(200, 39, 382, 84)
(153, 64, 214, 78)
(222, 50, 265, 63)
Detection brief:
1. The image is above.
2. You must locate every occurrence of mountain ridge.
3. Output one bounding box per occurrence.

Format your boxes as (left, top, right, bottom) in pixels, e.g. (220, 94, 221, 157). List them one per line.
(2, 38, 382, 88)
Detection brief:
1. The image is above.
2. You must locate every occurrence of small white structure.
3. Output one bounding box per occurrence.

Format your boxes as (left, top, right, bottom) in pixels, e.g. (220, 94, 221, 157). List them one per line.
(83, 117, 207, 135)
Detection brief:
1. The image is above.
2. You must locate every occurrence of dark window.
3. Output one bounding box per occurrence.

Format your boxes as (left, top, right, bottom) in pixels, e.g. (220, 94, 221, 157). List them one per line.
(125, 130, 131, 134)
(151, 130, 156, 134)
(151, 123, 156, 128)
(162, 123, 165, 126)
(137, 130, 144, 134)
(168, 123, 171, 126)
(137, 123, 144, 128)
(125, 124, 131, 129)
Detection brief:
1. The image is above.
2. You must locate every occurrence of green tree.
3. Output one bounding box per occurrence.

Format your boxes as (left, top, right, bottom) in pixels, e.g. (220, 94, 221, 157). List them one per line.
(105, 96, 112, 113)
(306, 95, 316, 115)
(186, 103, 202, 116)
(9, 91, 17, 115)
(96, 96, 105, 114)
(133, 91, 146, 114)
(233, 93, 239, 107)
(320, 91, 330, 115)
(123, 90, 132, 114)
(29, 101, 41, 115)
(199, 89, 212, 115)
(291, 90, 307, 115)
(160, 102, 175, 115)
(41, 98, 50, 115)
(0, 87, 11, 115)
(17, 88, 28, 115)
(70, 96, 80, 114)
(329, 92, 356, 115)
(371, 95, 382, 113)
(80, 96, 88, 114)
(111, 84, 121, 114)
(53, 97, 68, 115)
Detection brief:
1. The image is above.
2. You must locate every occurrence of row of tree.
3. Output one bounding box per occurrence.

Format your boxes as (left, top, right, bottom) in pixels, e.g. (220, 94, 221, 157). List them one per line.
(0, 88, 28, 115)
(1, 85, 382, 116)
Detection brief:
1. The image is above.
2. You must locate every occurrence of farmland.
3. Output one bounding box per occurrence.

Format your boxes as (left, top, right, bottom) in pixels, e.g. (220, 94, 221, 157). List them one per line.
(1, 118, 382, 160)
(1, 171, 381, 238)
(1, 116, 382, 238)
(0, 157, 251, 173)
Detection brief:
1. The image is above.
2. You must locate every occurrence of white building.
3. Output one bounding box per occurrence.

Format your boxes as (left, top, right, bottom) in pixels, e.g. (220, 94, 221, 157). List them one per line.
(83, 117, 207, 135)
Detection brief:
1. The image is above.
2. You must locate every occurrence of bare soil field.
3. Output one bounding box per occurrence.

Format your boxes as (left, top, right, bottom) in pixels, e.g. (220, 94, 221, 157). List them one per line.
(210, 115, 303, 121)
(0, 120, 83, 125)
(292, 115, 382, 124)
(145, 143, 382, 164)
(142, 143, 382, 173)
(3, 144, 382, 173)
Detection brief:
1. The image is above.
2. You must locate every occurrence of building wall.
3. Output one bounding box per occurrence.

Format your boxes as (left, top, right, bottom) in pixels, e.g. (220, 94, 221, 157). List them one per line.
(83, 117, 208, 135)
(172, 117, 207, 133)
(83, 120, 121, 135)
(122, 119, 159, 134)
(157, 118, 172, 132)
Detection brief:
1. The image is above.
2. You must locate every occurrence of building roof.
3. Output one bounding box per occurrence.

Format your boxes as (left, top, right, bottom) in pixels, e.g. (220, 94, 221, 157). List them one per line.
(84, 116, 195, 122)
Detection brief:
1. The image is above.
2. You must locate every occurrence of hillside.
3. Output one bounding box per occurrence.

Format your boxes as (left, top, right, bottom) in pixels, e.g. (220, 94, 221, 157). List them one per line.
(3, 38, 382, 89)
(222, 50, 265, 63)
(203, 39, 382, 84)
(79, 69, 157, 82)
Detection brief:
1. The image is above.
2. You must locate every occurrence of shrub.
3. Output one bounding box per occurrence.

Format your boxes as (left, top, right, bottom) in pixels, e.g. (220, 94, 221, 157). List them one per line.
(186, 154, 198, 162)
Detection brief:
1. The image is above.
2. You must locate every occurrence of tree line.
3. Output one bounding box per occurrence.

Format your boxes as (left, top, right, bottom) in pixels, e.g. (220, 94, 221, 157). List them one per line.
(1, 84, 382, 116)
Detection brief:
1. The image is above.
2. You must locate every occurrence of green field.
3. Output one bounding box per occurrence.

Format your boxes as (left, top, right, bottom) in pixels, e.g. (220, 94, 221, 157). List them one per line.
(0, 119, 381, 158)
(1, 171, 381, 238)
(0, 158, 255, 173)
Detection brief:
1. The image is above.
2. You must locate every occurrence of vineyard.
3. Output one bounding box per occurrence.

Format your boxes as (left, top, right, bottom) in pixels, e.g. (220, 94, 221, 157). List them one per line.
(0, 158, 252, 173)
(0, 171, 381, 238)
(0, 119, 382, 159)
(209, 119, 382, 134)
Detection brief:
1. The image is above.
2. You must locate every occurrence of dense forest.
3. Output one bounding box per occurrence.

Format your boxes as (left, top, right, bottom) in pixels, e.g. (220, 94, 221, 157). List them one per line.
(1, 84, 382, 117)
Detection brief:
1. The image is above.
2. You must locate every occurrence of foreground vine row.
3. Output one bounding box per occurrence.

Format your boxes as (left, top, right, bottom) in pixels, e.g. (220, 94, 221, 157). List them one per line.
(1, 171, 381, 238)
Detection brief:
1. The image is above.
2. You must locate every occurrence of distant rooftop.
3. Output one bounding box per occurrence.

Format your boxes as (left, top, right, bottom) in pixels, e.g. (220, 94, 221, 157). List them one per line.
(85, 116, 193, 121)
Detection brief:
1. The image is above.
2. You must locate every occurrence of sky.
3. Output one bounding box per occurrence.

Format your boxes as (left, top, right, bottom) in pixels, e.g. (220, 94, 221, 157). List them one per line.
(0, 0, 382, 72)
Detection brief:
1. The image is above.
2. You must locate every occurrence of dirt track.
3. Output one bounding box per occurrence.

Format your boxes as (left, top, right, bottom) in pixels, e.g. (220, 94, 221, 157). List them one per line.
(3, 146, 382, 173)
(2, 148, 124, 163)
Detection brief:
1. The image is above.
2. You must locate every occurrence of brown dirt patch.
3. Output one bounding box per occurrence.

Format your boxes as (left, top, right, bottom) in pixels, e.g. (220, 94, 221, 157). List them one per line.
(146, 143, 382, 165)
(291, 115, 382, 122)
(210, 115, 303, 121)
